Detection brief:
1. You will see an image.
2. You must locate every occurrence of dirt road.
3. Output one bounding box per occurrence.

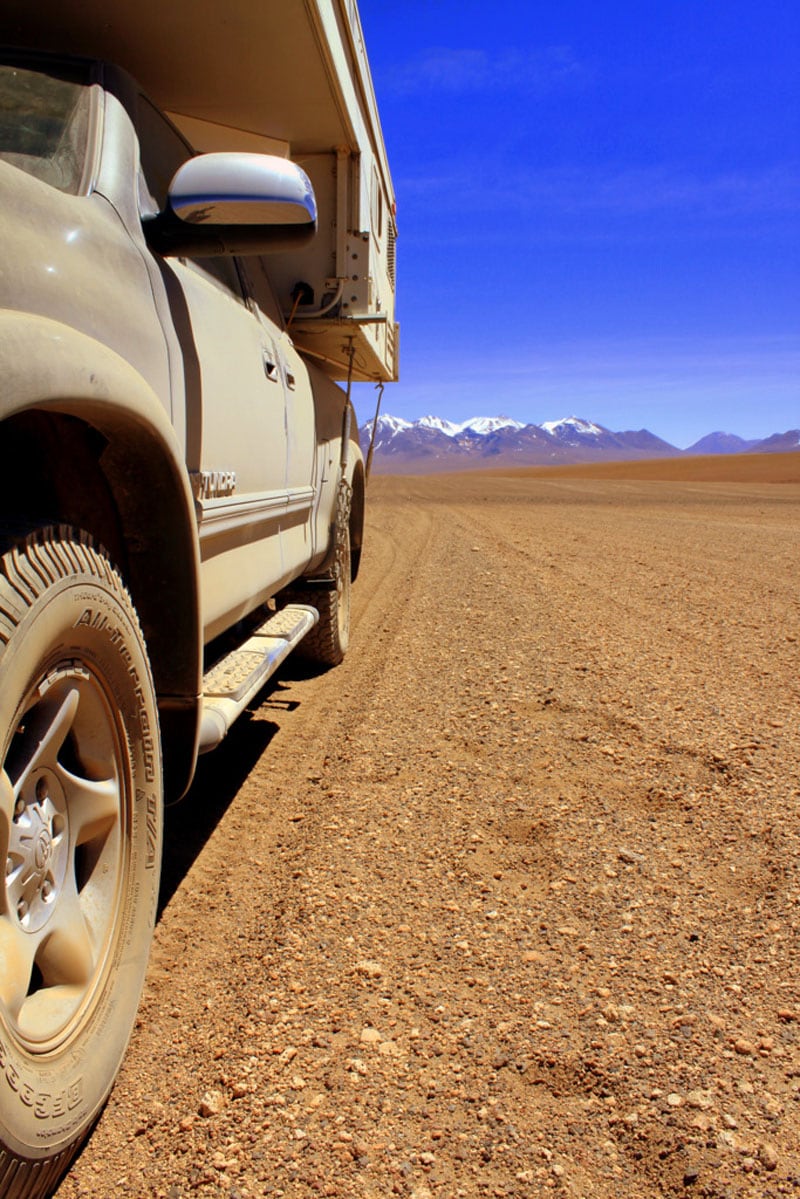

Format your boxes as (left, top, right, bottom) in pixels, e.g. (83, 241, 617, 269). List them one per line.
(59, 468, 800, 1198)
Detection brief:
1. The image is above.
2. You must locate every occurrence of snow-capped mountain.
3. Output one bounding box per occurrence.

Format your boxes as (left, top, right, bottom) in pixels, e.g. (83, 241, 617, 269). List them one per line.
(359, 414, 799, 474)
(361, 413, 677, 471)
(540, 417, 605, 440)
(416, 414, 525, 437)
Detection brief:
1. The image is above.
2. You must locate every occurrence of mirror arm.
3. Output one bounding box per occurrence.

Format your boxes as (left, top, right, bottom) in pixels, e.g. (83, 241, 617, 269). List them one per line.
(143, 210, 317, 258)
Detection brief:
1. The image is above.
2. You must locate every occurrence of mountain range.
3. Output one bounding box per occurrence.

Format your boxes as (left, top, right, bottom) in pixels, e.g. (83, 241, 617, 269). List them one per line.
(359, 414, 800, 473)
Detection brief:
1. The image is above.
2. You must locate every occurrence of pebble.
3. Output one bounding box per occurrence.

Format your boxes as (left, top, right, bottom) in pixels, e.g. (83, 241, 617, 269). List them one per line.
(758, 1142, 779, 1172)
(355, 960, 383, 979)
(199, 1089, 225, 1118)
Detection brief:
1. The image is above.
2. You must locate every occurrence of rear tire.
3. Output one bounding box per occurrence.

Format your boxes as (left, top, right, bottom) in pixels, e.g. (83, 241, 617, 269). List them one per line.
(292, 484, 352, 668)
(0, 527, 162, 1194)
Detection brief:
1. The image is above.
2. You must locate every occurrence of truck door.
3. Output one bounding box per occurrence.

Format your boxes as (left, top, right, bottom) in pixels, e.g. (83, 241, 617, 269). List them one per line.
(136, 98, 292, 643)
(242, 257, 317, 577)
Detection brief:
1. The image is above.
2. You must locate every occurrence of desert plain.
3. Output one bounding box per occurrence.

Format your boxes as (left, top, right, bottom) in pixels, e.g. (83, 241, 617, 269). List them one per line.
(58, 453, 800, 1199)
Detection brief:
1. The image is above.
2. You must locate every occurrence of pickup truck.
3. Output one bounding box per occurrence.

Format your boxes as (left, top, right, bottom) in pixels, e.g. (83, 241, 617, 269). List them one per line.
(0, 7, 395, 1188)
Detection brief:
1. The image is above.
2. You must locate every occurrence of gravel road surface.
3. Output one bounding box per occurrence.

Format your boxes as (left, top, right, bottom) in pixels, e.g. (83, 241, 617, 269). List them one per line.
(58, 469, 800, 1199)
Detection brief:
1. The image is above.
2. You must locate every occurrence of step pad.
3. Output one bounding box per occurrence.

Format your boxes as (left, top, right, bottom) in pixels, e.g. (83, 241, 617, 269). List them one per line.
(199, 604, 318, 751)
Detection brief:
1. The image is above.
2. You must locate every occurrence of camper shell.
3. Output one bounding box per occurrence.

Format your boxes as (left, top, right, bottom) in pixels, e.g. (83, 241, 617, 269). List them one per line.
(4, 0, 399, 383)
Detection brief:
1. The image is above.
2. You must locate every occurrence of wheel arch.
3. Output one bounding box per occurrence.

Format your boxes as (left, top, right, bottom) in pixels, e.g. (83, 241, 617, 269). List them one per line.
(0, 312, 202, 797)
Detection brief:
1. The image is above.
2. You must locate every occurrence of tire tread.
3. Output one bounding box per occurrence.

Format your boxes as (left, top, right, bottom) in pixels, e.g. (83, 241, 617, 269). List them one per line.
(0, 525, 154, 1197)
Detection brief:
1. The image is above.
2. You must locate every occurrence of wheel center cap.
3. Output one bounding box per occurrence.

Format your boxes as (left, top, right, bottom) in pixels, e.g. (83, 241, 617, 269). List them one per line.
(34, 827, 53, 874)
(6, 775, 69, 933)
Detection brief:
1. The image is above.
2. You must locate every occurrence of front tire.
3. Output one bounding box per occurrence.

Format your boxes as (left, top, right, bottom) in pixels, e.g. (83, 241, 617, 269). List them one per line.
(0, 527, 162, 1193)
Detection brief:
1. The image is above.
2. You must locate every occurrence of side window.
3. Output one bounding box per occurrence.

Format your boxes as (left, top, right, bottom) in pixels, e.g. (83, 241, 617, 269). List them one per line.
(137, 95, 189, 214)
(137, 96, 245, 304)
(0, 59, 92, 194)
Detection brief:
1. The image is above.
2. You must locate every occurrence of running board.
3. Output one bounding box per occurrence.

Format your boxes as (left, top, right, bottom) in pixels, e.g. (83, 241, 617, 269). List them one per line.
(198, 604, 318, 753)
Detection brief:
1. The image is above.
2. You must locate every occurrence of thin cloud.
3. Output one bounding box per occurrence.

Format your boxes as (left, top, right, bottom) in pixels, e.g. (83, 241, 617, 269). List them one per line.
(398, 162, 800, 224)
(383, 45, 587, 96)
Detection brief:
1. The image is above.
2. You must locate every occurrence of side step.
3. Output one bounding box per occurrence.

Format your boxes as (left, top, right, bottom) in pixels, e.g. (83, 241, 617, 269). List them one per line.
(198, 604, 318, 753)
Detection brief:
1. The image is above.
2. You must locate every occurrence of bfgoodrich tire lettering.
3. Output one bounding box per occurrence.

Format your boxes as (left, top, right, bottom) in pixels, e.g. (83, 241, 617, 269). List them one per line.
(0, 527, 162, 1193)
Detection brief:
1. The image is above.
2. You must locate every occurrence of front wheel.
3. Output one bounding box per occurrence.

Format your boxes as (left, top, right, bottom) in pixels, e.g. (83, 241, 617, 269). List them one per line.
(0, 527, 162, 1194)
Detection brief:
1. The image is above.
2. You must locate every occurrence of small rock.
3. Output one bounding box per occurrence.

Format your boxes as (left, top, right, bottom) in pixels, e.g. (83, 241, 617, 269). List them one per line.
(733, 1038, 755, 1056)
(199, 1089, 225, 1118)
(758, 1142, 779, 1172)
(666, 1093, 684, 1108)
(355, 960, 383, 979)
(361, 1026, 382, 1044)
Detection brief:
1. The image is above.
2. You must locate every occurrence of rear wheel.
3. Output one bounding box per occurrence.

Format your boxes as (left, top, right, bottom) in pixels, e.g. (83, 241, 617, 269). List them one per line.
(0, 527, 162, 1194)
(292, 483, 352, 668)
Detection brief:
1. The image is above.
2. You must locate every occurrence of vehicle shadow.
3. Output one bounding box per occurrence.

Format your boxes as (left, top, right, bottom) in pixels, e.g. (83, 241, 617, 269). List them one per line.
(157, 678, 299, 915)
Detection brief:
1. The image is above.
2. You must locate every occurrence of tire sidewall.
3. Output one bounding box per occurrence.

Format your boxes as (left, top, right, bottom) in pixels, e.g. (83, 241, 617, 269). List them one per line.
(0, 556, 162, 1159)
(335, 519, 351, 655)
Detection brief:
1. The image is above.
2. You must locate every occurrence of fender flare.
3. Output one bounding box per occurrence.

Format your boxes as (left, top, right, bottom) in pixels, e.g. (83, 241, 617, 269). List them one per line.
(0, 310, 202, 794)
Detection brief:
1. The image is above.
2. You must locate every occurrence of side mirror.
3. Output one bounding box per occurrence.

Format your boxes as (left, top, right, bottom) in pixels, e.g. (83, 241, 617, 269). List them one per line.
(144, 152, 317, 257)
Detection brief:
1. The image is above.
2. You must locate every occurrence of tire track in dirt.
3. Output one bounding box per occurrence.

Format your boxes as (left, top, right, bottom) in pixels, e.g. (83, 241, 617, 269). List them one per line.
(58, 470, 800, 1199)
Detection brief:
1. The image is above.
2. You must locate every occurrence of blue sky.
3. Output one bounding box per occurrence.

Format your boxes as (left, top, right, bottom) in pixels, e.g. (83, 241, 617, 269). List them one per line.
(356, 0, 799, 448)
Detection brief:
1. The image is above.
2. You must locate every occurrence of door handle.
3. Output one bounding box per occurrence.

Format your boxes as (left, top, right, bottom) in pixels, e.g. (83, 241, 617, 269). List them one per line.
(263, 352, 279, 383)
